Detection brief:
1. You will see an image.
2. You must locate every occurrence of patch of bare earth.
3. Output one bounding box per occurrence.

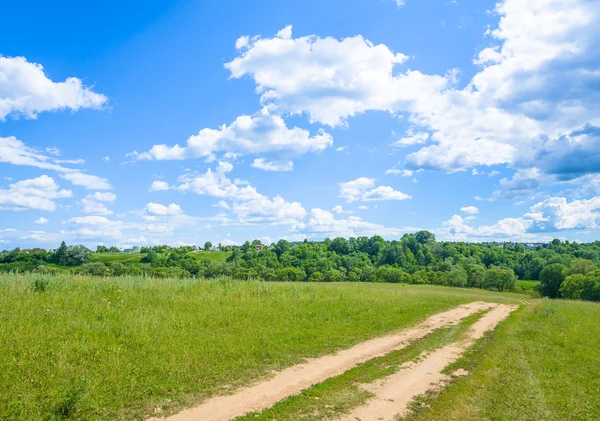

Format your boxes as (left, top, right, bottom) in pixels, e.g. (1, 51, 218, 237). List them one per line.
(149, 302, 495, 421)
(338, 304, 518, 421)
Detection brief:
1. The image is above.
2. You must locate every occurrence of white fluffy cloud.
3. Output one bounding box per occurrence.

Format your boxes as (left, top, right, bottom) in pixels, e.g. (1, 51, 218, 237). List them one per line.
(136, 111, 332, 161)
(80, 192, 117, 215)
(175, 162, 307, 226)
(34, 217, 49, 225)
(339, 177, 411, 203)
(251, 158, 294, 172)
(0, 175, 72, 211)
(146, 203, 183, 216)
(0, 55, 107, 121)
(304, 208, 413, 238)
(149, 180, 170, 191)
(226, 2, 600, 187)
(226, 27, 448, 127)
(444, 196, 600, 240)
(460, 206, 479, 214)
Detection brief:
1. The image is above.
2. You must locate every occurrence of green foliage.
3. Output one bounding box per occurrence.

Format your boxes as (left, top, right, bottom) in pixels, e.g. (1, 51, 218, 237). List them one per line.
(3, 234, 600, 301)
(483, 267, 517, 292)
(538, 263, 567, 298)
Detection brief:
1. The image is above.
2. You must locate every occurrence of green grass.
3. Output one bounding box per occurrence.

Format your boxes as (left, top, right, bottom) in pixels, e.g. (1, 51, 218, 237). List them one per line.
(90, 252, 145, 264)
(0, 275, 522, 421)
(400, 299, 600, 421)
(187, 250, 232, 261)
(235, 310, 488, 421)
(517, 280, 540, 291)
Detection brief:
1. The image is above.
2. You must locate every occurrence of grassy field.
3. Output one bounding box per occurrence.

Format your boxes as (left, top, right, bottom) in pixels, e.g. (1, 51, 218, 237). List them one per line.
(187, 250, 232, 261)
(90, 253, 145, 264)
(517, 280, 540, 291)
(0, 274, 522, 421)
(400, 299, 600, 421)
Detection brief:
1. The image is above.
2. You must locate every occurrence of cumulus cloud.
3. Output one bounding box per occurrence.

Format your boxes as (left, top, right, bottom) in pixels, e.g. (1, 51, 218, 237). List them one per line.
(136, 111, 332, 161)
(226, 2, 600, 190)
(0, 175, 71, 211)
(149, 180, 170, 191)
(34, 217, 49, 224)
(460, 206, 479, 214)
(80, 192, 117, 215)
(175, 162, 306, 227)
(0, 55, 107, 120)
(225, 27, 446, 127)
(145, 202, 183, 216)
(443, 196, 600, 240)
(303, 208, 415, 238)
(251, 158, 294, 172)
(339, 177, 411, 203)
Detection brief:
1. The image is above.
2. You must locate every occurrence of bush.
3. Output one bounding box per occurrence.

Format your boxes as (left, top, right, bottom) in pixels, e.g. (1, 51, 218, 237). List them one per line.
(31, 276, 51, 292)
(80, 262, 111, 277)
(373, 266, 409, 283)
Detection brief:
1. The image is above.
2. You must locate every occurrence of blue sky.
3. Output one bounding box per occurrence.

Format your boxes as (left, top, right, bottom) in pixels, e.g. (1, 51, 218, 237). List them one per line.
(1, 0, 599, 248)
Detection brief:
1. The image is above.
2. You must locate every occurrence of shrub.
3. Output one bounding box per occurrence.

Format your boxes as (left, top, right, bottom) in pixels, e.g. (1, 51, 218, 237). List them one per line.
(31, 276, 51, 292)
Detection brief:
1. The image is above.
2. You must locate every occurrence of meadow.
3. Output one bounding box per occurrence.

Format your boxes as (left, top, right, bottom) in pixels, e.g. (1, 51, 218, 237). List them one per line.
(0, 274, 523, 421)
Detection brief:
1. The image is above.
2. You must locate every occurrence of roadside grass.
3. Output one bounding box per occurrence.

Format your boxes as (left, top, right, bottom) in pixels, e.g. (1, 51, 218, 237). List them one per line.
(0, 275, 523, 421)
(400, 299, 600, 421)
(235, 311, 488, 421)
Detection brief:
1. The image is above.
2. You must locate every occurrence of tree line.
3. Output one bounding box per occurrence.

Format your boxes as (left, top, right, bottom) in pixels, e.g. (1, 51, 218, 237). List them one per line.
(1, 233, 600, 301)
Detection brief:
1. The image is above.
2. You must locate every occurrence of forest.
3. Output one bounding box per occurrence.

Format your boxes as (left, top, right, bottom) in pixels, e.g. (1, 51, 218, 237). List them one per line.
(2, 231, 600, 301)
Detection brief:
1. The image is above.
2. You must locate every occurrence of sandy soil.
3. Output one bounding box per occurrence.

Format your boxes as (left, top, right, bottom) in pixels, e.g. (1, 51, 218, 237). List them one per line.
(339, 304, 518, 421)
(150, 301, 496, 421)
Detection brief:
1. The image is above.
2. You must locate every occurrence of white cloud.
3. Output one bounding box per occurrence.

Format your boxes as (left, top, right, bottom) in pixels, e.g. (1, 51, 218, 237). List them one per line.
(303, 208, 414, 238)
(386, 168, 413, 177)
(136, 111, 332, 161)
(0, 55, 107, 120)
(149, 180, 170, 191)
(102, 156, 111, 162)
(0, 136, 111, 189)
(339, 177, 411, 203)
(460, 206, 479, 214)
(393, 130, 429, 147)
(251, 158, 294, 172)
(89, 192, 116, 202)
(443, 196, 600, 240)
(145, 203, 183, 216)
(226, 4, 600, 188)
(225, 27, 441, 127)
(34, 217, 49, 225)
(0, 175, 72, 211)
(60, 172, 111, 190)
(175, 162, 307, 227)
(335, 146, 348, 152)
(362, 186, 411, 201)
(358, 205, 369, 210)
(332, 205, 344, 214)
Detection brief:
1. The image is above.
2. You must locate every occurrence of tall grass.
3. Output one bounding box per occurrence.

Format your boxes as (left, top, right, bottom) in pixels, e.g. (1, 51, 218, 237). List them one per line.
(0, 274, 523, 420)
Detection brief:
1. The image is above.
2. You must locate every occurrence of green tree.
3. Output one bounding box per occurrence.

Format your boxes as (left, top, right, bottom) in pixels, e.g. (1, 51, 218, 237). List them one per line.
(538, 263, 567, 298)
(484, 267, 517, 292)
(204, 242, 213, 251)
(53, 241, 68, 265)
